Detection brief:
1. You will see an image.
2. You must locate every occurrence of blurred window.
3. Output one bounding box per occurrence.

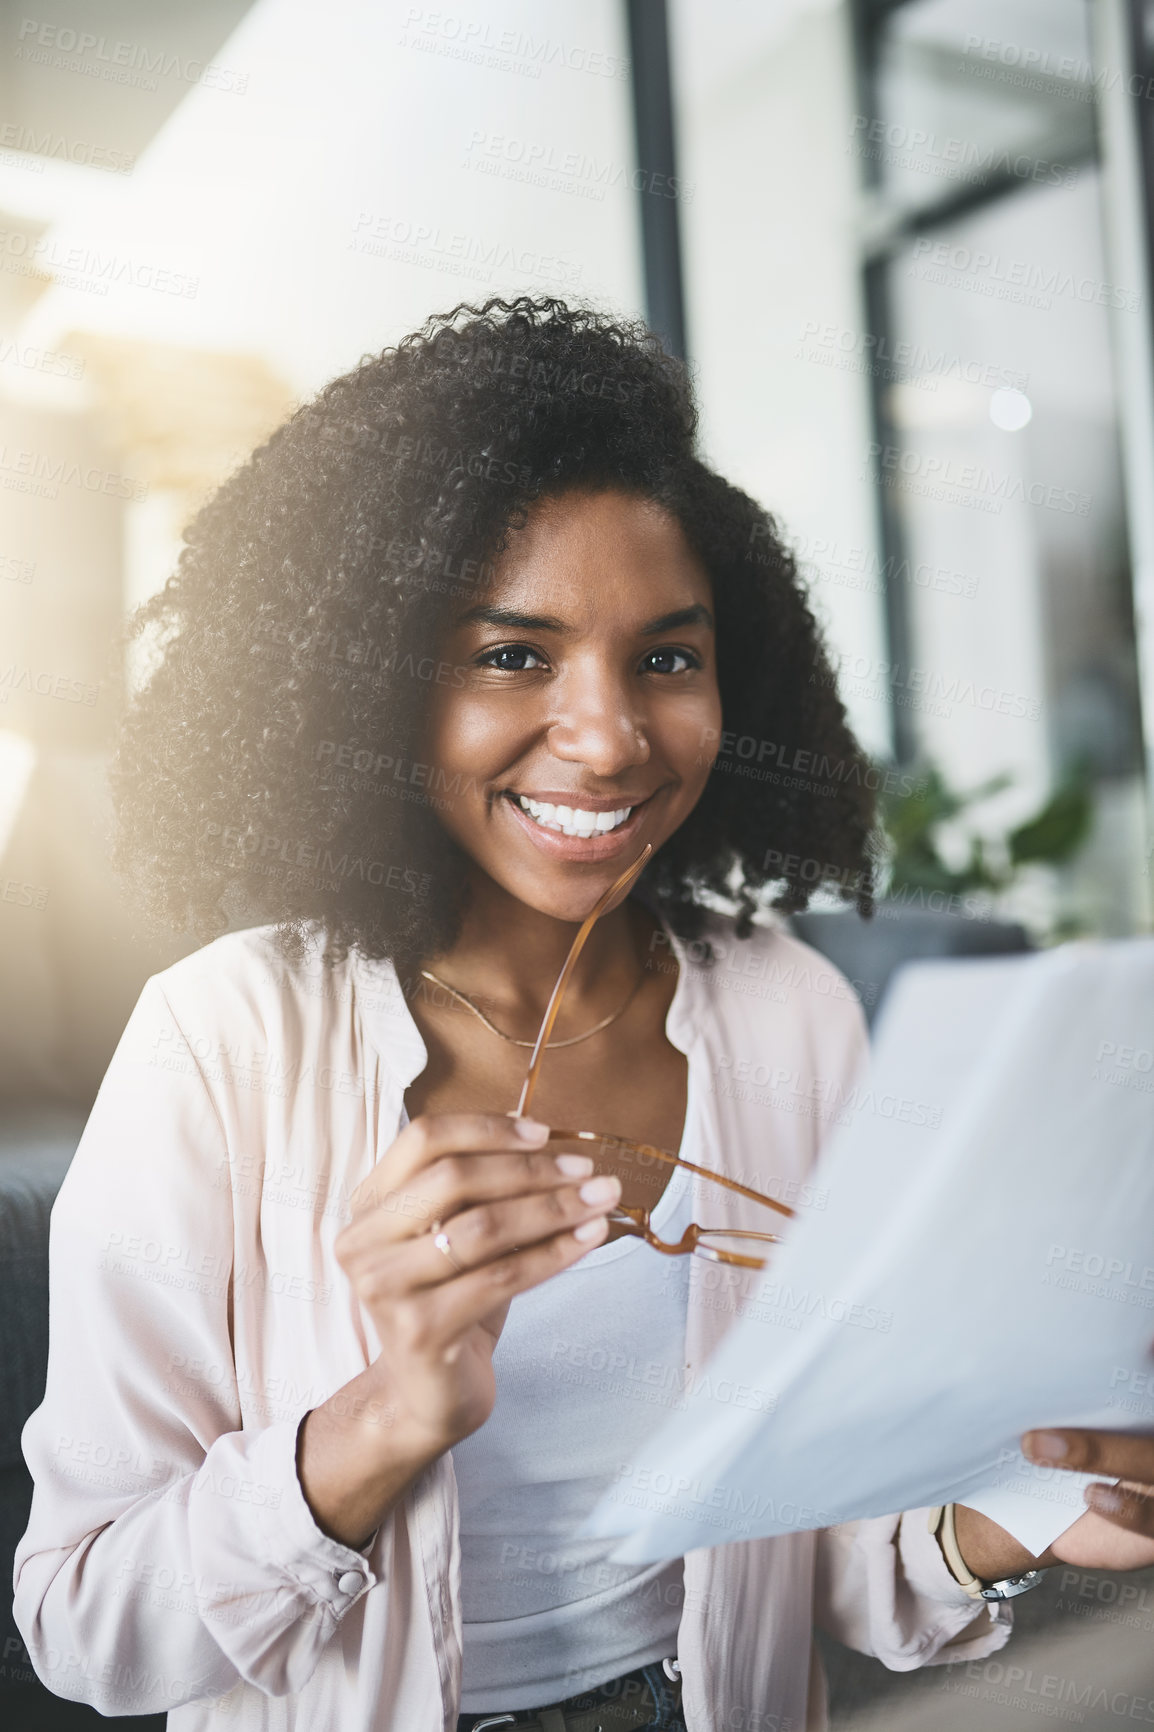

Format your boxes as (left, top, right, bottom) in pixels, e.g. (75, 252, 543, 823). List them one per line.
(852, 0, 1147, 927)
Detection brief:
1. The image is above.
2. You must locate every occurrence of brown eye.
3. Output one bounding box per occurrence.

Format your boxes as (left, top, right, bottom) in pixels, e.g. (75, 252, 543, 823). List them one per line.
(477, 644, 548, 672)
(642, 648, 700, 675)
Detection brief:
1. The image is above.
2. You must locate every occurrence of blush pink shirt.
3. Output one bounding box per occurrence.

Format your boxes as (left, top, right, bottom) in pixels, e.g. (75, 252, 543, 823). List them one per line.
(13, 910, 1011, 1729)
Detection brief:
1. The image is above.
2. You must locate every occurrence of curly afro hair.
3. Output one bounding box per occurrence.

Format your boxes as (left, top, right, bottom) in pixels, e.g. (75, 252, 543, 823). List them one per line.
(110, 294, 877, 980)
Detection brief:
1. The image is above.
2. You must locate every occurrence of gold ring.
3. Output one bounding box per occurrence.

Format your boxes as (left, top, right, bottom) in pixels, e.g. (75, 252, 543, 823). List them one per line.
(430, 1219, 464, 1273)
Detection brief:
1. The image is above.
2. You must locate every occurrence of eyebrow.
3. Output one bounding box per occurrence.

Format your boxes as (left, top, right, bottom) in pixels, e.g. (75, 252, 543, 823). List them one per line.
(452, 602, 715, 635)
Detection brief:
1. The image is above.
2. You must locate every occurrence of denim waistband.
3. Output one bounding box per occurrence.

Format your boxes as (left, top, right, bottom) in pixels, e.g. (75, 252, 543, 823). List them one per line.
(455, 1658, 686, 1731)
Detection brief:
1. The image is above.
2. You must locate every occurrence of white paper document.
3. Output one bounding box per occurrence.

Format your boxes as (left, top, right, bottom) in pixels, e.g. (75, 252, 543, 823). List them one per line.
(583, 939, 1154, 1562)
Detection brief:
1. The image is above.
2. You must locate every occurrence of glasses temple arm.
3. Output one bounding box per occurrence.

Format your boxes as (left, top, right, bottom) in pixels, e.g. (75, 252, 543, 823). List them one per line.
(511, 845, 653, 1121)
(574, 1132, 796, 1220)
(641, 1143, 796, 1219)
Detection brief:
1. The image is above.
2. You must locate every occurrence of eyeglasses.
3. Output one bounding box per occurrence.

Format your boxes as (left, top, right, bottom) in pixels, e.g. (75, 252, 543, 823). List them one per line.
(507, 844, 794, 1269)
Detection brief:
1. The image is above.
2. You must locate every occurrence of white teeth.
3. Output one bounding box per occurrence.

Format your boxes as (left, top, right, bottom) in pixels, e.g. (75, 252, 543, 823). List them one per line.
(516, 794, 634, 837)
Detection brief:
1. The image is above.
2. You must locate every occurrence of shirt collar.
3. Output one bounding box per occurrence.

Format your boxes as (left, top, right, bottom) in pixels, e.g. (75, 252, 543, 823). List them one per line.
(352, 901, 700, 1092)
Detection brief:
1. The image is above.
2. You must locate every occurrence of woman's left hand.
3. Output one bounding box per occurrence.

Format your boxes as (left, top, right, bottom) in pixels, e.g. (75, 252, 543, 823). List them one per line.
(954, 1429, 1154, 1581)
(1019, 1428, 1154, 1571)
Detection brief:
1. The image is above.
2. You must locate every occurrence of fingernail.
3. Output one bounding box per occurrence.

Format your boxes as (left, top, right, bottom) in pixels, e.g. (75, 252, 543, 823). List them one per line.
(574, 1216, 609, 1242)
(1086, 1485, 1123, 1514)
(1023, 1430, 1068, 1464)
(512, 1118, 550, 1142)
(555, 1153, 595, 1178)
(580, 1175, 621, 1206)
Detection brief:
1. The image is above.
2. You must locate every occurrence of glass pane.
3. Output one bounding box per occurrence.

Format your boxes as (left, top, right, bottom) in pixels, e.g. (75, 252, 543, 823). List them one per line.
(870, 0, 1098, 217)
(867, 0, 1147, 934)
(884, 169, 1143, 777)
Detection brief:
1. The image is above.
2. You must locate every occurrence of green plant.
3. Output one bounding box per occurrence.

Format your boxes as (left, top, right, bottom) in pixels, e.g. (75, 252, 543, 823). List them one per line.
(878, 761, 1094, 900)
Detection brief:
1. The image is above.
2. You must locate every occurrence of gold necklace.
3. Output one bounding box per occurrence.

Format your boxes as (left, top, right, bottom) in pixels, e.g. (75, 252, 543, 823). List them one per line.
(417, 965, 646, 1048)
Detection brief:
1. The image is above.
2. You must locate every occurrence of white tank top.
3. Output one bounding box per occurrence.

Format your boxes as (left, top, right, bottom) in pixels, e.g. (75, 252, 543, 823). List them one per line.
(398, 1080, 695, 1713)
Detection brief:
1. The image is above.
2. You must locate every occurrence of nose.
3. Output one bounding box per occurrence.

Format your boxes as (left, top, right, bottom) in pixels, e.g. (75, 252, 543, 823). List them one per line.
(546, 664, 650, 777)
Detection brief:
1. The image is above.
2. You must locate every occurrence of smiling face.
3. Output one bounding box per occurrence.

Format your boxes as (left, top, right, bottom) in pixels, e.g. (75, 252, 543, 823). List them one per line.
(419, 487, 723, 925)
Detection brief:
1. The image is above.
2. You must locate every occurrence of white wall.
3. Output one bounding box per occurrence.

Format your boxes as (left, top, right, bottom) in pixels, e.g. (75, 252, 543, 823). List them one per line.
(9, 0, 643, 395)
(0, 0, 645, 619)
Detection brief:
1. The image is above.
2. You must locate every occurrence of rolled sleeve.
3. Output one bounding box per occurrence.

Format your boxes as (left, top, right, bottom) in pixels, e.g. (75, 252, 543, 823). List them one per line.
(186, 1414, 383, 1691)
(815, 1509, 1012, 1672)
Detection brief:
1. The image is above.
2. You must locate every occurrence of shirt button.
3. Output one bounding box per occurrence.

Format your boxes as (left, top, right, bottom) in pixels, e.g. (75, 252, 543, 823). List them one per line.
(336, 1570, 366, 1596)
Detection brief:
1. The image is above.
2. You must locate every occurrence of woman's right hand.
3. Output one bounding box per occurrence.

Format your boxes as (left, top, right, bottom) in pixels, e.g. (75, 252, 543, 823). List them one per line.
(332, 1111, 620, 1457)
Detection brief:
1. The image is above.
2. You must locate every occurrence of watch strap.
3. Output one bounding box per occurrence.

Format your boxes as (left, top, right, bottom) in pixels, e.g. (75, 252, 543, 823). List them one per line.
(927, 1504, 1045, 1602)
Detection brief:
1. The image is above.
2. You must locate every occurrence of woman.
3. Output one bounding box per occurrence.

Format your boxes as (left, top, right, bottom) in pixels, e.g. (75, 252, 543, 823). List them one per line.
(13, 297, 1154, 1732)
